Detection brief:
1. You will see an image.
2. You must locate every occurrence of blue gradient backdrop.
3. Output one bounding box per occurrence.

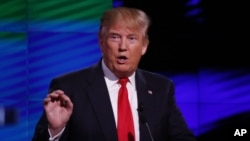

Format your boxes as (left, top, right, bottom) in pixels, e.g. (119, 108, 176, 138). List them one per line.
(0, 0, 249, 141)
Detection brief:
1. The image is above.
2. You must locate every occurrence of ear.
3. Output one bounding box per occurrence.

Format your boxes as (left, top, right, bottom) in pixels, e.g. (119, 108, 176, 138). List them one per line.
(98, 37, 105, 52)
(141, 39, 149, 55)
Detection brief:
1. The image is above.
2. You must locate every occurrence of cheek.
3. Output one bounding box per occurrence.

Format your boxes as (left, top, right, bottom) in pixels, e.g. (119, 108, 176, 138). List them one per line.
(101, 41, 112, 53)
(103, 45, 117, 59)
(131, 48, 144, 61)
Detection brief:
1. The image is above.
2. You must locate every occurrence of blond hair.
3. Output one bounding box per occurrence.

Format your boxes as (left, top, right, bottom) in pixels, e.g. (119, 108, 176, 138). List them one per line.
(98, 7, 151, 40)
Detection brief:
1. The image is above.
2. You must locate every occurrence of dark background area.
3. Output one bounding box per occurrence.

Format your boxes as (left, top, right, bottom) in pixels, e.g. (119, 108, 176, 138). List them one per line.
(122, 0, 249, 72)
(122, 1, 250, 140)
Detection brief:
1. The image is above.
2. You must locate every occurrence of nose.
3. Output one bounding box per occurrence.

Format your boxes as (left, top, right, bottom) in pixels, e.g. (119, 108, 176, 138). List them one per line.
(119, 38, 127, 51)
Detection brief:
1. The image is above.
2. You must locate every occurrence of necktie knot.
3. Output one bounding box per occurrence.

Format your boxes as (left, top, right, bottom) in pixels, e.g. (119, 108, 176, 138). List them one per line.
(118, 77, 129, 86)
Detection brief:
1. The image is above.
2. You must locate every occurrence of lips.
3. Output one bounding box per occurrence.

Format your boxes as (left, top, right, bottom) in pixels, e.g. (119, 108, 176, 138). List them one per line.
(117, 56, 128, 64)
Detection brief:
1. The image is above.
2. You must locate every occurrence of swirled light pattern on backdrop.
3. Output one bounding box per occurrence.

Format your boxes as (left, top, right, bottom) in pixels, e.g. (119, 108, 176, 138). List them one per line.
(1, 0, 250, 141)
(0, 0, 112, 140)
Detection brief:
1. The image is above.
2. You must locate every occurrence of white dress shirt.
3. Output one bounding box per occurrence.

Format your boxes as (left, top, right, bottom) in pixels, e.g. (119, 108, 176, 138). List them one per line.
(102, 60, 139, 141)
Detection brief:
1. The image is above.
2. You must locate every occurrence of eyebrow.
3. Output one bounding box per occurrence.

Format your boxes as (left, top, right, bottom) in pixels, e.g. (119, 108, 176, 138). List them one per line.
(108, 30, 139, 37)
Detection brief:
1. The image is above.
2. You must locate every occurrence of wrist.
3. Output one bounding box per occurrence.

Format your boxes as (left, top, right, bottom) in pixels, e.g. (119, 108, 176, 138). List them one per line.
(48, 124, 65, 137)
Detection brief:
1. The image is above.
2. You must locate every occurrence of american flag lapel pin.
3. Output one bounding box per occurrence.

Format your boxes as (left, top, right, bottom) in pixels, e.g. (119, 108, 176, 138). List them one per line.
(148, 90, 153, 95)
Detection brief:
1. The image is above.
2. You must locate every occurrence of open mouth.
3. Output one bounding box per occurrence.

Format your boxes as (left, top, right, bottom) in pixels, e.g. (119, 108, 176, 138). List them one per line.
(117, 56, 128, 64)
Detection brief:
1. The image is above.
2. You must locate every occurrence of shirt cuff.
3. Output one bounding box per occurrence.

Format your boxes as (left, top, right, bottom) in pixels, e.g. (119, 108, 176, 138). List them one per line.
(48, 127, 65, 141)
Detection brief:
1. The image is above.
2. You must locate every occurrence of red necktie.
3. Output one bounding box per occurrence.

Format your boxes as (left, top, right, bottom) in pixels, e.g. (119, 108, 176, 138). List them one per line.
(117, 77, 135, 141)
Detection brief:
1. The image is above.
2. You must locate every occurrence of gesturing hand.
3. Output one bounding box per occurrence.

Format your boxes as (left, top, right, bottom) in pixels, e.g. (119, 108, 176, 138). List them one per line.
(43, 90, 73, 136)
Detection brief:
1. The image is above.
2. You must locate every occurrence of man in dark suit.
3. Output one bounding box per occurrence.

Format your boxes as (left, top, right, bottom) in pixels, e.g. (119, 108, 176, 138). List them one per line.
(32, 7, 196, 141)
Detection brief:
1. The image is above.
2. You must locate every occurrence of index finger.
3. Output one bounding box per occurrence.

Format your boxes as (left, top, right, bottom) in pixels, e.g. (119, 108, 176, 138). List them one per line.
(58, 93, 73, 108)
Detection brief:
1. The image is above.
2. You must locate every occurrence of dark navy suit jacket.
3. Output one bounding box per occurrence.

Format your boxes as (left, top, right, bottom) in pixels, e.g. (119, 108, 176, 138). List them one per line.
(32, 61, 196, 141)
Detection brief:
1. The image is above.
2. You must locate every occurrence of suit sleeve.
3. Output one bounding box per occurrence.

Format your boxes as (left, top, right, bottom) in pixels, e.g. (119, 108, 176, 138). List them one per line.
(32, 78, 70, 141)
(32, 111, 50, 141)
(167, 82, 197, 141)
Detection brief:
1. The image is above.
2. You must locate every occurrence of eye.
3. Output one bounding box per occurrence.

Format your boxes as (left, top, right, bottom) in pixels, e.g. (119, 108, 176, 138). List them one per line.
(128, 36, 137, 43)
(109, 34, 120, 42)
(129, 36, 136, 40)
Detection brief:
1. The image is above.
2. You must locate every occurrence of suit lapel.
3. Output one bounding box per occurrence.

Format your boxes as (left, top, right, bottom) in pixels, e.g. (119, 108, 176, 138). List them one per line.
(85, 63, 155, 141)
(86, 63, 118, 141)
(135, 70, 155, 141)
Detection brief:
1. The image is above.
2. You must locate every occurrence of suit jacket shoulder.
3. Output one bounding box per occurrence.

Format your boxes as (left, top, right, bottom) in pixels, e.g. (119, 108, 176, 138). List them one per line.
(48, 63, 103, 92)
(136, 69, 175, 91)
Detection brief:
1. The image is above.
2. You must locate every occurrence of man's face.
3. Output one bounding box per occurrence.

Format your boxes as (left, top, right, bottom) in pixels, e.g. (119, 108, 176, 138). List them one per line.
(99, 23, 148, 78)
